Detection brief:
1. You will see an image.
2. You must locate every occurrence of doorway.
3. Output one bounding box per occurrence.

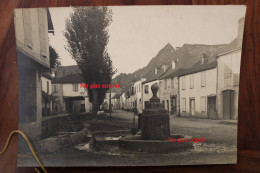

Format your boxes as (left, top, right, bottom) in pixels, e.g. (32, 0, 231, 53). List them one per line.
(166, 100, 169, 114)
(207, 96, 217, 119)
(170, 96, 176, 115)
(190, 98, 195, 116)
(222, 90, 234, 119)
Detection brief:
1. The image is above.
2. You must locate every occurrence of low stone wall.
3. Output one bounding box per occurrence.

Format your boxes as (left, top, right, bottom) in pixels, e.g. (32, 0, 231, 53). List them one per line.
(42, 115, 84, 139)
(38, 128, 90, 153)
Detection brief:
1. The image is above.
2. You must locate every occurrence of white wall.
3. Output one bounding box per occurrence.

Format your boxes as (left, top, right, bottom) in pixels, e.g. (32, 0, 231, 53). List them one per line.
(63, 83, 88, 97)
(179, 68, 217, 117)
(133, 78, 146, 111)
(142, 80, 160, 109)
(14, 8, 50, 68)
(41, 76, 51, 95)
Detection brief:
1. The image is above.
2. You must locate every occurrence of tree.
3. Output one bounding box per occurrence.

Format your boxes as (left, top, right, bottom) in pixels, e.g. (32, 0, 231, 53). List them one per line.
(49, 45, 61, 69)
(64, 7, 116, 116)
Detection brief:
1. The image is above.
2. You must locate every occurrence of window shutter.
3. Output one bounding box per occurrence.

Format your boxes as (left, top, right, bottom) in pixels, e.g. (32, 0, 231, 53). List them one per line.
(38, 9, 47, 58)
(190, 75, 194, 89)
(182, 98, 186, 112)
(182, 77, 186, 90)
(23, 9, 33, 48)
(200, 96, 206, 112)
(201, 72, 206, 87)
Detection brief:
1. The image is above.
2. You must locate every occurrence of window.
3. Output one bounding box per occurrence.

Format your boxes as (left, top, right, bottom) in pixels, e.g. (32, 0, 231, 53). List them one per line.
(47, 81, 49, 93)
(53, 85, 57, 92)
(171, 78, 174, 88)
(73, 84, 78, 92)
(201, 96, 206, 112)
(159, 81, 163, 89)
(164, 79, 167, 90)
(190, 74, 194, 89)
(224, 64, 232, 87)
(182, 77, 186, 90)
(145, 85, 149, 94)
(201, 72, 206, 87)
(233, 74, 239, 86)
(182, 98, 186, 112)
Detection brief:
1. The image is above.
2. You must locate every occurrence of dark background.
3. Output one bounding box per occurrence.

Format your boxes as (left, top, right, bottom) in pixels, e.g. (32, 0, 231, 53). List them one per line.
(0, 0, 259, 172)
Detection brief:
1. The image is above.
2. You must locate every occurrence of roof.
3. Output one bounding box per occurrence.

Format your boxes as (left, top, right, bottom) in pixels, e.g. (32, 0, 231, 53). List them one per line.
(143, 66, 169, 84)
(52, 65, 83, 84)
(52, 73, 84, 84)
(159, 43, 227, 79)
(177, 60, 217, 77)
(42, 72, 53, 79)
(47, 8, 54, 34)
(54, 65, 82, 78)
(112, 93, 121, 99)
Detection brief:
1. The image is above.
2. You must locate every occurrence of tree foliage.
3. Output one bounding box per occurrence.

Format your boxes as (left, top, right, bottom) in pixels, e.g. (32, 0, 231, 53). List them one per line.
(49, 45, 61, 69)
(64, 7, 116, 115)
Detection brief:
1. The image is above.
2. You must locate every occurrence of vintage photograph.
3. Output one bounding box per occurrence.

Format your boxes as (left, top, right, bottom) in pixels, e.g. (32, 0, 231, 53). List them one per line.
(14, 6, 246, 166)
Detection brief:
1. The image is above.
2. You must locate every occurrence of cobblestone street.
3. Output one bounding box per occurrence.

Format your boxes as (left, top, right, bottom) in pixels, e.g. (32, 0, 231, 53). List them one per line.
(18, 110, 237, 166)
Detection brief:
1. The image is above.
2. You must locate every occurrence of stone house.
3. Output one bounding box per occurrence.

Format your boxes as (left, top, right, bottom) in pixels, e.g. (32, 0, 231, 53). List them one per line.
(142, 66, 169, 109)
(216, 18, 244, 120)
(133, 78, 146, 112)
(52, 65, 92, 113)
(158, 60, 179, 115)
(14, 8, 54, 139)
(179, 54, 218, 118)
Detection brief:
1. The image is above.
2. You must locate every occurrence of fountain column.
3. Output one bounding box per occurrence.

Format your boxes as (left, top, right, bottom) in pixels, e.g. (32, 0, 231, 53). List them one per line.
(140, 83, 170, 140)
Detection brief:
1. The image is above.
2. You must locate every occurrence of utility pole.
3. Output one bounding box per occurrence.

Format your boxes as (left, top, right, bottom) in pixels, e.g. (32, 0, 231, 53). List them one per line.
(109, 88, 112, 117)
(109, 57, 112, 117)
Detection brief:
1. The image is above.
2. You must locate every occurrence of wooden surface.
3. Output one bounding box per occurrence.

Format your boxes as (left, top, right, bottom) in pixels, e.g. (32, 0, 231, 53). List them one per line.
(0, 0, 259, 172)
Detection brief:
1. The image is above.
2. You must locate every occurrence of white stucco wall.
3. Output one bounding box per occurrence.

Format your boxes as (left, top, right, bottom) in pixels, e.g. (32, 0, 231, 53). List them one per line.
(63, 83, 88, 97)
(179, 68, 217, 117)
(14, 8, 50, 68)
(142, 80, 160, 109)
(41, 76, 51, 95)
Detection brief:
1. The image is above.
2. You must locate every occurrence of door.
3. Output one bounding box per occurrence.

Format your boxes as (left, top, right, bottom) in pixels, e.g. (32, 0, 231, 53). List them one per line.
(207, 96, 217, 119)
(223, 90, 234, 119)
(190, 99, 195, 116)
(170, 96, 176, 115)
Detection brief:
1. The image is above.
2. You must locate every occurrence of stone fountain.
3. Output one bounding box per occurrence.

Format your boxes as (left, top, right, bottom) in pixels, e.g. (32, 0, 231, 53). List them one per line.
(119, 83, 193, 153)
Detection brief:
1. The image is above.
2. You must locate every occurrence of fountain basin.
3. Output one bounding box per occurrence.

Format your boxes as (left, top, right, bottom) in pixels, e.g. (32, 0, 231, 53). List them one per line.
(119, 134, 193, 153)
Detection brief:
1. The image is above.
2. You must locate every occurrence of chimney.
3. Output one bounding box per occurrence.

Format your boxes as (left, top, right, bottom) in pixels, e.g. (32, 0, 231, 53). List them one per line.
(172, 60, 176, 70)
(237, 17, 245, 48)
(155, 67, 157, 75)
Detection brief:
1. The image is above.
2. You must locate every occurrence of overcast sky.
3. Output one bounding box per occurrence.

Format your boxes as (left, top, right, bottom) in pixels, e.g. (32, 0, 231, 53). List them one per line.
(49, 6, 246, 76)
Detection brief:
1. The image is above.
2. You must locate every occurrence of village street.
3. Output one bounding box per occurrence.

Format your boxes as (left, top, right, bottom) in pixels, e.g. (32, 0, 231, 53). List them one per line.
(109, 110, 237, 146)
(18, 110, 237, 166)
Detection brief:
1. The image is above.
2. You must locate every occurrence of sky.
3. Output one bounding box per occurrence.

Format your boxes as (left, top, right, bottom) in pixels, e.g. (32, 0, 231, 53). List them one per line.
(49, 6, 246, 76)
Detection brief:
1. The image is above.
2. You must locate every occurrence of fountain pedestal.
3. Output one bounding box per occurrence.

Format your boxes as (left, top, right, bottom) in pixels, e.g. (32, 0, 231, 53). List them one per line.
(118, 83, 193, 153)
(141, 84, 170, 140)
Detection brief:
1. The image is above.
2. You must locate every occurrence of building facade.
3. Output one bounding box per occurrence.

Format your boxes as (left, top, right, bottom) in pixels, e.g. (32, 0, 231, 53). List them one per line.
(15, 8, 54, 139)
(52, 66, 92, 113)
(216, 49, 241, 119)
(179, 62, 217, 118)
